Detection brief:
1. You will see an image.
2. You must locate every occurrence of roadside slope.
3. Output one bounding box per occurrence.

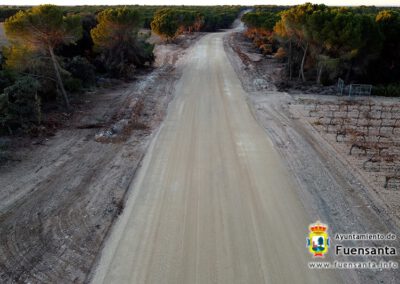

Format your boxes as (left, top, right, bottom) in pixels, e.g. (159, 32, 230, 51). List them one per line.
(91, 32, 340, 283)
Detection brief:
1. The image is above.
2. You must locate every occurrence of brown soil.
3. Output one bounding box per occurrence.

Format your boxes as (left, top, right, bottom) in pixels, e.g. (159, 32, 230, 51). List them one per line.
(0, 34, 202, 283)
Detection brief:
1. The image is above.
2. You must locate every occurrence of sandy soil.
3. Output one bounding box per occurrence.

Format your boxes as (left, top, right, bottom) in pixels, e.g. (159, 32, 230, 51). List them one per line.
(224, 31, 400, 283)
(0, 34, 199, 283)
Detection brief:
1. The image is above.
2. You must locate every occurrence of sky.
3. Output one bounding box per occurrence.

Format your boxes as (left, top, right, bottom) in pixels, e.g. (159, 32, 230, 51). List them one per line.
(0, 1, 399, 7)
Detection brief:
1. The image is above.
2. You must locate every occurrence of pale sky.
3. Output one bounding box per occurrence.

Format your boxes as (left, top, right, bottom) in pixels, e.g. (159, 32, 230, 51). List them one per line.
(0, 1, 399, 7)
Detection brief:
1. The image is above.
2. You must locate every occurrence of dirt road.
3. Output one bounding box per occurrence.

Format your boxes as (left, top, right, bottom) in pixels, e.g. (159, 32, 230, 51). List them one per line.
(91, 32, 341, 283)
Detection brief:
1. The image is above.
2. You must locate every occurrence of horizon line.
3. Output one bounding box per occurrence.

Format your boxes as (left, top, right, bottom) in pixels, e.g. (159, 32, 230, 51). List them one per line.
(1, 4, 400, 7)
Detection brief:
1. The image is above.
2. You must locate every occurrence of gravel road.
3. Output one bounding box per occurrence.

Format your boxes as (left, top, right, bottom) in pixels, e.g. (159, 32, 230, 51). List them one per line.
(91, 31, 341, 283)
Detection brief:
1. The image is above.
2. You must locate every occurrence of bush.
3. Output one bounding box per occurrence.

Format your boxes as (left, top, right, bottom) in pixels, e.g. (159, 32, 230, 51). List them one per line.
(64, 77, 83, 93)
(372, 84, 400, 97)
(91, 8, 154, 78)
(0, 93, 11, 134)
(0, 76, 41, 133)
(0, 50, 17, 93)
(65, 56, 96, 87)
(0, 69, 15, 93)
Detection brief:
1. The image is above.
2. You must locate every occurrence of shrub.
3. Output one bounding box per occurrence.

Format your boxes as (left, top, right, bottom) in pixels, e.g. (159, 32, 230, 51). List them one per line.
(0, 93, 12, 134)
(65, 56, 96, 87)
(91, 8, 154, 78)
(372, 84, 400, 97)
(64, 77, 83, 93)
(0, 69, 15, 93)
(1, 76, 41, 132)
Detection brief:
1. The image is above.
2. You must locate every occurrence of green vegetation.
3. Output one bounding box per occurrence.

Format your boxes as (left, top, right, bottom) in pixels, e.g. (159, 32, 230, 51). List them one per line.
(151, 6, 241, 40)
(4, 5, 82, 109)
(91, 8, 154, 77)
(242, 7, 283, 54)
(1, 2, 398, 137)
(0, 5, 241, 135)
(372, 10, 400, 84)
(0, 75, 41, 134)
(0, 7, 27, 22)
(373, 84, 400, 97)
(199, 6, 241, 31)
(242, 8, 281, 31)
(242, 4, 400, 93)
(151, 8, 202, 40)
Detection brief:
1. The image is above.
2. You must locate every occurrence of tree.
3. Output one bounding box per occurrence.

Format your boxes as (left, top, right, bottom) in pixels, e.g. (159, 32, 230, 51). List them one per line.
(274, 15, 295, 80)
(58, 13, 97, 59)
(374, 10, 400, 83)
(151, 9, 182, 41)
(91, 8, 154, 77)
(273, 4, 383, 84)
(151, 6, 240, 38)
(274, 4, 321, 81)
(242, 11, 279, 31)
(4, 5, 82, 109)
(303, 8, 334, 83)
(319, 10, 382, 81)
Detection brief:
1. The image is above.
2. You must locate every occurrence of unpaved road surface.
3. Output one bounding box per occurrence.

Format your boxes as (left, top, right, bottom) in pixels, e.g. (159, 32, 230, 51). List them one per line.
(92, 31, 341, 283)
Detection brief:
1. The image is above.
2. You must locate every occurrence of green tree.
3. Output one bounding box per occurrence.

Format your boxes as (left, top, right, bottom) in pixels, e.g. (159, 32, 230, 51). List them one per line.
(375, 10, 400, 83)
(242, 11, 279, 31)
(276, 4, 328, 82)
(241, 10, 279, 55)
(273, 4, 383, 83)
(180, 11, 204, 33)
(319, 10, 382, 81)
(151, 9, 182, 41)
(274, 5, 317, 81)
(151, 6, 240, 38)
(91, 8, 154, 77)
(4, 5, 81, 109)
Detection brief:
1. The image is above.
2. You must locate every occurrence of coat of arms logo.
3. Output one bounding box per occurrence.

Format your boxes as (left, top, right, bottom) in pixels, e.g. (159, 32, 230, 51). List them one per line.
(307, 221, 330, 257)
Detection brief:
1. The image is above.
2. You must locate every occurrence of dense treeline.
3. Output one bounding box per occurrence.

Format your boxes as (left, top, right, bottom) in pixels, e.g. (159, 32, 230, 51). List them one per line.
(0, 7, 27, 22)
(241, 6, 285, 54)
(151, 6, 241, 40)
(0, 5, 241, 30)
(0, 5, 241, 135)
(242, 4, 400, 95)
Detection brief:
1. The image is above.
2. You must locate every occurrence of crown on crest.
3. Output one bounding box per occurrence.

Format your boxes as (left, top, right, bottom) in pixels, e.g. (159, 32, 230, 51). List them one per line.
(309, 221, 327, 233)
